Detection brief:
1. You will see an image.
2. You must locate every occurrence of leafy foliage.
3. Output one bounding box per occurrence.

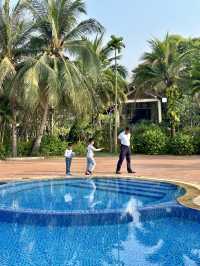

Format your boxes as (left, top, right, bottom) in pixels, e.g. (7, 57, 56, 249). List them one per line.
(72, 142, 86, 156)
(132, 124, 168, 155)
(132, 34, 192, 135)
(169, 133, 195, 155)
(17, 141, 33, 156)
(0, 144, 6, 159)
(40, 136, 68, 156)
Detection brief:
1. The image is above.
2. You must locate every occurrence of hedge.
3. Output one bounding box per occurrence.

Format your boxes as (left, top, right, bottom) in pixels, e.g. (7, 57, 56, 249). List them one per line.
(168, 133, 195, 155)
(132, 127, 168, 155)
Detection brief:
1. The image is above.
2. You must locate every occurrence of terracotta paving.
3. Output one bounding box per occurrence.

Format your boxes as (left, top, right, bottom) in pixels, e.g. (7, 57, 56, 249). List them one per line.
(0, 155, 199, 185)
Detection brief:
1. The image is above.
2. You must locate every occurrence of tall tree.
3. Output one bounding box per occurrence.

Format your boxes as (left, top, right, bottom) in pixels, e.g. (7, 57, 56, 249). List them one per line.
(21, 0, 103, 154)
(82, 34, 127, 152)
(107, 35, 125, 152)
(0, 0, 32, 156)
(132, 34, 190, 136)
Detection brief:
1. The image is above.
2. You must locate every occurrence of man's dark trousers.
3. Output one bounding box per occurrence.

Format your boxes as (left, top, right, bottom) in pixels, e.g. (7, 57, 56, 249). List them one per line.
(116, 145, 132, 172)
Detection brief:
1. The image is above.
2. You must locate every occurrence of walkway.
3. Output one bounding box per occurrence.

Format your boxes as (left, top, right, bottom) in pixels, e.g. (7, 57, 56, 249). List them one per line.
(0, 155, 199, 184)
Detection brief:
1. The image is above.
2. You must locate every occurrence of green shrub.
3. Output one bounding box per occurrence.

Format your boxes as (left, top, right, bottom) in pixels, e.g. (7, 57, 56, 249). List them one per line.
(193, 135, 200, 154)
(182, 127, 200, 154)
(138, 128, 167, 154)
(73, 142, 86, 156)
(17, 141, 33, 156)
(182, 126, 200, 136)
(0, 144, 6, 159)
(40, 136, 68, 156)
(68, 120, 93, 143)
(131, 123, 168, 154)
(68, 117, 111, 149)
(169, 133, 195, 155)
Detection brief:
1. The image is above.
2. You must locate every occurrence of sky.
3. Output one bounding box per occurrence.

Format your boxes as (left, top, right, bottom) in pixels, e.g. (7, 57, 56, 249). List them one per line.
(10, 0, 200, 73)
(86, 0, 200, 73)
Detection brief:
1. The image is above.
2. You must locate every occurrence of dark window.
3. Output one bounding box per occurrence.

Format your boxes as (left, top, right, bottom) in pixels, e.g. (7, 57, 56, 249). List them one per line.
(130, 108, 151, 123)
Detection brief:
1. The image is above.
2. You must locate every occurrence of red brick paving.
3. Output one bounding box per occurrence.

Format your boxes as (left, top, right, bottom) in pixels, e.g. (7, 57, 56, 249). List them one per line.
(0, 155, 199, 185)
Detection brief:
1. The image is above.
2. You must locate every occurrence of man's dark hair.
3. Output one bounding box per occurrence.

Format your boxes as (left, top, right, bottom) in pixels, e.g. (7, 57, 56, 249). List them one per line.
(68, 143, 73, 148)
(125, 127, 130, 132)
(89, 138, 94, 143)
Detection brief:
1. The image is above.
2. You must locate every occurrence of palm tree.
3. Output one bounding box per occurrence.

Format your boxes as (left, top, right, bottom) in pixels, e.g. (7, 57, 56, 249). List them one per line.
(107, 35, 125, 152)
(0, 0, 32, 156)
(133, 34, 189, 136)
(82, 34, 127, 152)
(190, 58, 200, 96)
(85, 34, 127, 109)
(20, 0, 103, 155)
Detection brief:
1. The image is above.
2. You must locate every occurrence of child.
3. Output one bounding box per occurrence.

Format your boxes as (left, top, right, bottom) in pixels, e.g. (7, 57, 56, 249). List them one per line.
(64, 144, 75, 176)
(85, 138, 103, 176)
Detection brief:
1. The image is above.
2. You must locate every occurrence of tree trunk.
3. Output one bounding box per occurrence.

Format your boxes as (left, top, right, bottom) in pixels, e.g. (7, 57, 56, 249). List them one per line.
(31, 101, 49, 155)
(50, 108, 54, 135)
(12, 107, 17, 157)
(109, 115, 113, 153)
(114, 49, 118, 153)
(171, 126, 176, 138)
(0, 121, 6, 144)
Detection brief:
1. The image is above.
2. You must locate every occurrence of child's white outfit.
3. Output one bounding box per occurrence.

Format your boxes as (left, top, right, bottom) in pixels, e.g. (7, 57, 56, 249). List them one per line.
(86, 144, 99, 173)
(64, 149, 75, 175)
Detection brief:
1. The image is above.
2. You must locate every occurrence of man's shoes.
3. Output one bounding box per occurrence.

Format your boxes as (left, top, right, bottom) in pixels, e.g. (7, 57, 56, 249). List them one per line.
(116, 171, 122, 175)
(128, 170, 136, 174)
(85, 171, 92, 176)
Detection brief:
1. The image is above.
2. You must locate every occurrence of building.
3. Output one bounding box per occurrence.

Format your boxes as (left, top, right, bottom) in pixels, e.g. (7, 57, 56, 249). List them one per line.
(122, 90, 164, 125)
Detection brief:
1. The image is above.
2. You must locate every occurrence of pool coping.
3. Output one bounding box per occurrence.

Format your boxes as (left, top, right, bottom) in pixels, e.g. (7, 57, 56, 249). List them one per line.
(115, 175, 200, 211)
(143, 178, 200, 211)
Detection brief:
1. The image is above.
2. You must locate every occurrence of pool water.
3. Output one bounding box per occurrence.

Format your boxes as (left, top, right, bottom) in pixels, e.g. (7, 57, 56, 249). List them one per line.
(0, 178, 199, 266)
(0, 217, 200, 266)
(0, 178, 181, 212)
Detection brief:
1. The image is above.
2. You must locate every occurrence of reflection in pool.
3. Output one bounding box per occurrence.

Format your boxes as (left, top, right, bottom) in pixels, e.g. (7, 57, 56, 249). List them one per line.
(0, 217, 200, 266)
(0, 178, 199, 266)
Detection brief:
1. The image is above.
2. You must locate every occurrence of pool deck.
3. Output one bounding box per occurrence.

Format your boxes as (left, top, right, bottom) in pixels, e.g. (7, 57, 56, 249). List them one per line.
(0, 155, 200, 209)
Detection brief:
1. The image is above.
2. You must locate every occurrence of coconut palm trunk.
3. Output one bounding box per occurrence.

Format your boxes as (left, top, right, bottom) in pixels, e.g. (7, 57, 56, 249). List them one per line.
(11, 107, 17, 157)
(31, 101, 49, 155)
(114, 49, 118, 153)
(0, 121, 6, 144)
(109, 114, 113, 153)
(107, 36, 125, 153)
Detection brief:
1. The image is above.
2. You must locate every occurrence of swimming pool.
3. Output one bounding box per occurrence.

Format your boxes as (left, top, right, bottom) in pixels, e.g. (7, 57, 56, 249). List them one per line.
(0, 178, 199, 266)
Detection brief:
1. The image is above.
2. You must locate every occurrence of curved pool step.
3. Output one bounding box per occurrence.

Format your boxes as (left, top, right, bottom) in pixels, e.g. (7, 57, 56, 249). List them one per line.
(74, 180, 167, 196)
(94, 178, 177, 190)
(92, 179, 175, 193)
(65, 182, 164, 199)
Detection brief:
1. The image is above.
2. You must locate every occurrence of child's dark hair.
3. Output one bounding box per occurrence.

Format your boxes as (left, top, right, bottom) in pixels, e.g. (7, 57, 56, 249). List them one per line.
(88, 138, 94, 143)
(68, 143, 73, 148)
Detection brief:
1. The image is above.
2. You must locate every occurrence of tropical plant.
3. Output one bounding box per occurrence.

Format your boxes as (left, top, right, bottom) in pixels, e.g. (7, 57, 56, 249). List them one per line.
(132, 34, 190, 136)
(0, 0, 32, 156)
(169, 133, 195, 155)
(107, 35, 125, 152)
(18, 0, 103, 155)
(131, 122, 168, 154)
(82, 34, 127, 152)
(190, 58, 200, 96)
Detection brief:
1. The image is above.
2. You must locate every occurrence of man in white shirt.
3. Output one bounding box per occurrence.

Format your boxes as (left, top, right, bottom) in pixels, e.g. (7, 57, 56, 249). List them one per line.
(116, 127, 135, 174)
